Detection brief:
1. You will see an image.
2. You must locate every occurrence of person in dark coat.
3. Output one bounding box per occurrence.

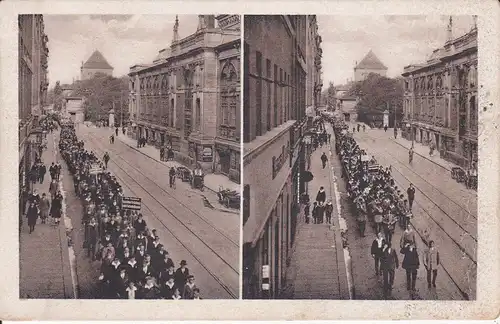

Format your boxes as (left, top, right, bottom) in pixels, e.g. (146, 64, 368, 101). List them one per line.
(310, 202, 317, 225)
(371, 232, 386, 276)
(174, 260, 190, 296)
(380, 242, 399, 298)
(134, 214, 147, 235)
(316, 202, 325, 224)
(26, 201, 39, 234)
(325, 200, 333, 224)
(320, 152, 328, 169)
(39, 163, 47, 184)
(401, 242, 420, 291)
(316, 187, 326, 204)
(49, 162, 56, 180)
(407, 184, 415, 210)
(50, 191, 63, 225)
(161, 277, 176, 299)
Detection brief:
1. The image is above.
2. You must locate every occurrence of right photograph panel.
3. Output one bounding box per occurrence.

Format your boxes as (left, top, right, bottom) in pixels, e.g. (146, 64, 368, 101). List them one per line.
(242, 15, 478, 300)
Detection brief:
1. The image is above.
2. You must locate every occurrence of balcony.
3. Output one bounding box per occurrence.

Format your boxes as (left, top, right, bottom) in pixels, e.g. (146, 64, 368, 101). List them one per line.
(218, 124, 238, 140)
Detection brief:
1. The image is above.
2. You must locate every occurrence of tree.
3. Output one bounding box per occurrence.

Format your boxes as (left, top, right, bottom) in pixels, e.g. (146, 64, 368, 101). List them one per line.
(71, 73, 129, 124)
(346, 73, 404, 127)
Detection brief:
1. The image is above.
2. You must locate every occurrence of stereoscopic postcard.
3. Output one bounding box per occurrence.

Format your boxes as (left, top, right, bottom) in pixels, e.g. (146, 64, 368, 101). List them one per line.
(0, 0, 498, 321)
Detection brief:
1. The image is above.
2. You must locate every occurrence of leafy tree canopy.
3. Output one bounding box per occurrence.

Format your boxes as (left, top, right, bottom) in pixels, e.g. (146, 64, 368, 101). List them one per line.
(346, 73, 404, 126)
(71, 73, 129, 124)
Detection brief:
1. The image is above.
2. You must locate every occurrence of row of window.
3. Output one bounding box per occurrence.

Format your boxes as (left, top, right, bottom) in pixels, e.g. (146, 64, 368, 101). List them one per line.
(405, 64, 477, 93)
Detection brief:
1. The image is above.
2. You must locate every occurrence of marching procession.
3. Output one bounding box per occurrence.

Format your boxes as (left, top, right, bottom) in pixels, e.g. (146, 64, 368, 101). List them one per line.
(312, 114, 441, 299)
(23, 115, 204, 299)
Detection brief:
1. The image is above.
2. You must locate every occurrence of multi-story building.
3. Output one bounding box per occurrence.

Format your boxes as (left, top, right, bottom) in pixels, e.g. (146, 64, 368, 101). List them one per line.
(402, 17, 478, 167)
(80, 50, 114, 80)
(354, 50, 388, 82)
(243, 15, 322, 299)
(305, 15, 323, 114)
(19, 14, 49, 211)
(128, 15, 241, 182)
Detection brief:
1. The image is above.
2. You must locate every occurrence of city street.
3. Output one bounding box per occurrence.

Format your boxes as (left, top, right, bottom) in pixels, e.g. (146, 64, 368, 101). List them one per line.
(330, 123, 476, 300)
(71, 125, 240, 299)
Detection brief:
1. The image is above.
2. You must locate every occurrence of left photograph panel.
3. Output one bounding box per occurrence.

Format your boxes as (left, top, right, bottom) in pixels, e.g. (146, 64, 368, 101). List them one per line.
(18, 14, 241, 300)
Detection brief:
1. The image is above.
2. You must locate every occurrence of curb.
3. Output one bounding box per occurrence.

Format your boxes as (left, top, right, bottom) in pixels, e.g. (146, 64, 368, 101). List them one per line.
(327, 146, 350, 300)
(116, 135, 240, 215)
(391, 138, 451, 172)
(58, 223, 75, 298)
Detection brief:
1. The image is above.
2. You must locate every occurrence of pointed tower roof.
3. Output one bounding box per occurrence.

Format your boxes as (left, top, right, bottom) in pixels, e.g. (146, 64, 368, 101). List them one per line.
(82, 50, 113, 70)
(355, 50, 387, 70)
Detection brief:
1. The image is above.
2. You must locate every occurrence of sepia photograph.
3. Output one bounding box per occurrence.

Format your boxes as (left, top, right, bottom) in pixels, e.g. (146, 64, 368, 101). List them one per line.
(242, 15, 478, 301)
(18, 14, 241, 300)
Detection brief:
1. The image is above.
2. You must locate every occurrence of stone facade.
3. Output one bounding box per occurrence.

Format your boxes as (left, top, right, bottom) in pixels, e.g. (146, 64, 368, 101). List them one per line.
(80, 50, 114, 80)
(243, 15, 322, 299)
(354, 50, 388, 82)
(128, 15, 241, 183)
(18, 14, 49, 193)
(402, 21, 478, 167)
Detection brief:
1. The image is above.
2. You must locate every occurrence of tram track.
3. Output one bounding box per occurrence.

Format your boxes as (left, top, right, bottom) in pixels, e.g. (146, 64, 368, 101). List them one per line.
(84, 133, 239, 299)
(353, 132, 476, 299)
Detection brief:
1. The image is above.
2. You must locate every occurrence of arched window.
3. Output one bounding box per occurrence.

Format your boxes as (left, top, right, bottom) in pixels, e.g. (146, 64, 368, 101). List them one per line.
(220, 62, 238, 128)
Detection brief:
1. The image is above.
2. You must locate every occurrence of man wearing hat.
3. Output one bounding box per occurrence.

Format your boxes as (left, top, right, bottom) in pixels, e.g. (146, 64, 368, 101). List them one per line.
(174, 260, 190, 296)
(183, 275, 197, 299)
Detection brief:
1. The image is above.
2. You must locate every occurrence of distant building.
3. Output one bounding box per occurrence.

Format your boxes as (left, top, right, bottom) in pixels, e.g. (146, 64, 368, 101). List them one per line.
(354, 50, 388, 82)
(128, 15, 241, 183)
(64, 97, 85, 124)
(338, 97, 358, 122)
(402, 17, 478, 167)
(80, 50, 114, 80)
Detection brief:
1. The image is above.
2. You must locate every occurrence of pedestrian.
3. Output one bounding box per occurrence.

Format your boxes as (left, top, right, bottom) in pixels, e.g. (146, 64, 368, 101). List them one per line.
(183, 275, 197, 299)
(30, 164, 38, 185)
(382, 210, 396, 244)
(49, 179, 58, 200)
(357, 124, 360, 132)
(371, 232, 386, 276)
(26, 201, 39, 234)
(423, 240, 440, 288)
(407, 183, 415, 210)
(325, 200, 333, 224)
(400, 224, 417, 249)
(49, 162, 56, 180)
(380, 241, 399, 298)
(39, 193, 50, 224)
(55, 162, 61, 181)
(401, 242, 420, 291)
(103, 152, 110, 170)
(115, 128, 119, 137)
(384, 125, 388, 132)
(316, 186, 326, 204)
(321, 152, 328, 169)
(39, 163, 47, 184)
(363, 125, 366, 132)
(50, 191, 63, 225)
(409, 148, 414, 164)
(311, 202, 318, 224)
(394, 127, 398, 139)
(160, 147, 165, 161)
(353, 127, 356, 133)
(304, 202, 311, 224)
(356, 197, 367, 237)
(174, 260, 190, 296)
(316, 202, 325, 224)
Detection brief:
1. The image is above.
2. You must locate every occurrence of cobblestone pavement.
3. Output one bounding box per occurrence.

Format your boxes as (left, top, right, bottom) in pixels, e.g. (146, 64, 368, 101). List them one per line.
(19, 131, 74, 299)
(74, 125, 239, 299)
(327, 124, 467, 300)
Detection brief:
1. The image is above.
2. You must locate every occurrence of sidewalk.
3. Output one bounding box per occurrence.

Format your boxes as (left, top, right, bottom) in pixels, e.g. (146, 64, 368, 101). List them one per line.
(114, 131, 240, 194)
(281, 141, 349, 299)
(19, 132, 74, 299)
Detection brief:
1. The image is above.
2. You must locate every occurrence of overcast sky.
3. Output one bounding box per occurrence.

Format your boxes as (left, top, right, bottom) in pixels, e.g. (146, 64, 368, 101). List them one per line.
(317, 15, 476, 88)
(44, 15, 199, 87)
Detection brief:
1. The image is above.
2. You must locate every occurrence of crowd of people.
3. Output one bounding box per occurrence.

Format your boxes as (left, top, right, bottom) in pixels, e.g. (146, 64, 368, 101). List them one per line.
(56, 121, 204, 299)
(319, 114, 440, 299)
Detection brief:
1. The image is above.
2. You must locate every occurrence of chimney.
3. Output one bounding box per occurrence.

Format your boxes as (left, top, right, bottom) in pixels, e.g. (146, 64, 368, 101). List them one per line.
(447, 16, 453, 42)
(205, 15, 215, 29)
(197, 15, 206, 31)
(172, 15, 179, 43)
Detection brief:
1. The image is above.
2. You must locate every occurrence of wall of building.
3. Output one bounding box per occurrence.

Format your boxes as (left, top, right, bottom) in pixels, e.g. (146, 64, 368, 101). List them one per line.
(244, 15, 295, 143)
(402, 28, 478, 167)
(354, 68, 387, 82)
(81, 68, 113, 80)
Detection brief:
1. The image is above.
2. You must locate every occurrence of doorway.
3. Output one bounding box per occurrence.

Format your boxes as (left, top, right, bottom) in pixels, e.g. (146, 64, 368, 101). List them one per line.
(220, 151, 230, 174)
